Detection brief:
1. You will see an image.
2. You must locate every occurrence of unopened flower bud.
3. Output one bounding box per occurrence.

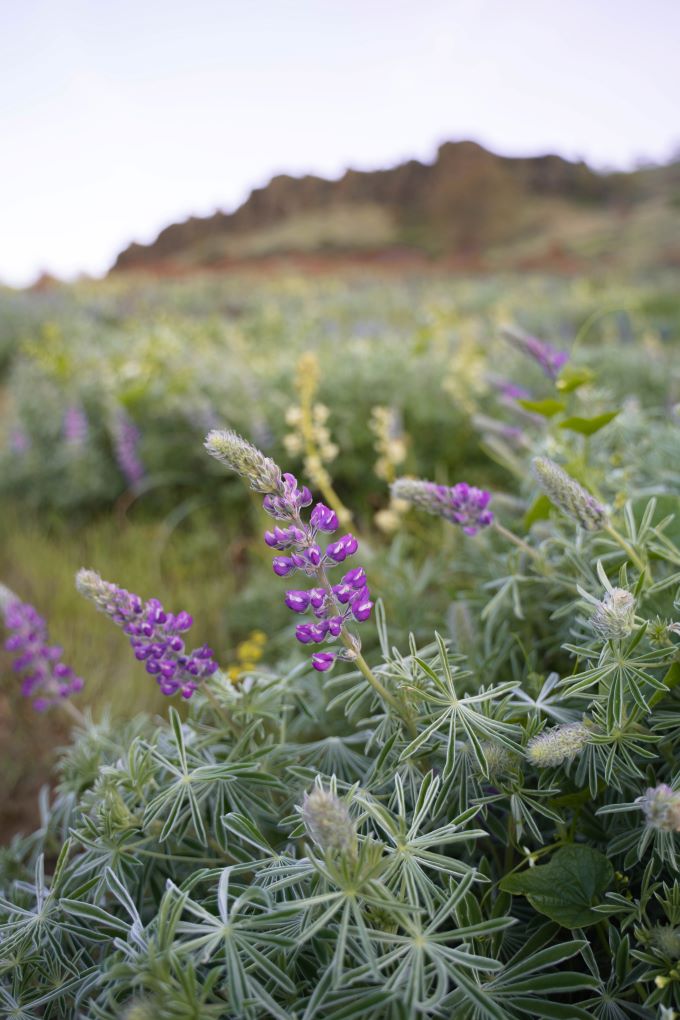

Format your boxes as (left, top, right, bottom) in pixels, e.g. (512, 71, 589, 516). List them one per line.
(592, 588, 636, 639)
(531, 457, 608, 532)
(526, 721, 590, 767)
(301, 787, 355, 853)
(204, 429, 283, 494)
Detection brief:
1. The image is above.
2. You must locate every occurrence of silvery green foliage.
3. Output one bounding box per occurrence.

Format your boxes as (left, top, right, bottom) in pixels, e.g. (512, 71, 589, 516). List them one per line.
(2, 318, 680, 1019)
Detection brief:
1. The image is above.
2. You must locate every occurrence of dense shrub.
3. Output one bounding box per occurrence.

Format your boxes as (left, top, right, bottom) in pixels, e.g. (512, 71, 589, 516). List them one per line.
(1, 313, 680, 1019)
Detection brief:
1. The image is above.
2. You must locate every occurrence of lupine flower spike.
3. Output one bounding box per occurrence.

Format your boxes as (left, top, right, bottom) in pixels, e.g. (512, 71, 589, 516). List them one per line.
(0, 583, 84, 711)
(113, 410, 145, 487)
(531, 457, 608, 532)
(63, 404, 88, 447)
(76, 569, 218, 699)
(501, 325, 569, 380)
(391, 478, 493, 535)
(205, 430, 374, 674)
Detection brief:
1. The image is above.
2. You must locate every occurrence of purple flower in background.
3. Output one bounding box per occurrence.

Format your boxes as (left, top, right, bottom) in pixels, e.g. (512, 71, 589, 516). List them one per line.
(76, 570, 218, 698)
(63, 404, 89, 447)
(113, 410, 145, 487)
(391, 478, 493, 536)
(501, 326, 569, 380)
(1, 589, 83, 711)
(9, 429, 31, 456)
(488, 377, 532, 402)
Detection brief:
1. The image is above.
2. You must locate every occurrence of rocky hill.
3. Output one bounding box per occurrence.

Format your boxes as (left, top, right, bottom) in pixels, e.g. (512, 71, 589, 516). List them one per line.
(112, 141, 680, 274)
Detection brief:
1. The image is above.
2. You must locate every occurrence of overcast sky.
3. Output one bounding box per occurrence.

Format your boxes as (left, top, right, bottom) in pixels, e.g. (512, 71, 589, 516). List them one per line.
(1, 0, 678, 286)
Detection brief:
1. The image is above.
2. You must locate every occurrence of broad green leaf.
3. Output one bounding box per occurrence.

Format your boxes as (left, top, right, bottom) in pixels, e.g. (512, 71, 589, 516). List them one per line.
(559, 411, 619, 435)
(517, 397, 566, 418)
(499, 845, 613, 928)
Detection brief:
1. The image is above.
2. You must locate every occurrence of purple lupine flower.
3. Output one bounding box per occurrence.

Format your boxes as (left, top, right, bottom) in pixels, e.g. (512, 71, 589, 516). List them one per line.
(204, 433, 375, 675)
(391, 479, 493, 536)
(1, 591, 83, 711)
(113, 410, 145, 487)
(501, 326, 569, 380)
(488, 377, 532, 401)
(63, 405, 88, 447)
(310, 504, 339, 533)
(312, 652, 336, 673)
(76, 570, 218, 699)
(262, 473, 313, 519)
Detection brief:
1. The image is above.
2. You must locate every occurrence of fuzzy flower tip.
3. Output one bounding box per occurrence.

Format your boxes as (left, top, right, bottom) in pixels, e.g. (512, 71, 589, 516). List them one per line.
(636, 784, 680, 833)
(391, 478, 493, 535)
(592, 588, 636, 640)
(76, 568, 217, 699)
(204, 429, 283, 494)
(531, 457, 608, 532)
(526, 721, 590, 767)
(301, 787, 355, 853)
(2, 587, 83, 711)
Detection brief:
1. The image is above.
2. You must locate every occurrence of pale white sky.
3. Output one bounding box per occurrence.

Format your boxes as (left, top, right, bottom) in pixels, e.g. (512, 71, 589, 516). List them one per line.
(1, 0, 678, 286)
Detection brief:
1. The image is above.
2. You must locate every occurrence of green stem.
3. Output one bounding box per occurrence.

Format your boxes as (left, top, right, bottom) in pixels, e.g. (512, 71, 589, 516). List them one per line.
(349, 640, 416, 738)
(605, 524, 648, 576)
(61, 699, 87, 726)
(317, 565, 416, 738)
(202, 680, 234, 727)
(494, 520, 547, 567)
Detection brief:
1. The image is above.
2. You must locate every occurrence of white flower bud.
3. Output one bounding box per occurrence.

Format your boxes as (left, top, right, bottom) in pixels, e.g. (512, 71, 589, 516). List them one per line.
(636, 784, 680, 832)
(592, 587, 636, 639)
(526, 721, 590, 767)
(301, 787, 355, 854)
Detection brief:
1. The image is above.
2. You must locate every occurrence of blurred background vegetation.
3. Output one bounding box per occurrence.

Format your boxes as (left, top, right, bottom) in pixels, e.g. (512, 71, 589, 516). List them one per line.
(1, 269, 679, 838)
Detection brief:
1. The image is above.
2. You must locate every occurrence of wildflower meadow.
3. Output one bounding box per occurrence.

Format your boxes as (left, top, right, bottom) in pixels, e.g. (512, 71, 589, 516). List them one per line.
(1, 271, 680, 1019)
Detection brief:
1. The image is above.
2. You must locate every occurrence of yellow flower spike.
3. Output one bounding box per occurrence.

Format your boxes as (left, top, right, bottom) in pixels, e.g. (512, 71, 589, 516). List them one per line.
(370, 405, 410, 531)
(284, 351, 352, 525)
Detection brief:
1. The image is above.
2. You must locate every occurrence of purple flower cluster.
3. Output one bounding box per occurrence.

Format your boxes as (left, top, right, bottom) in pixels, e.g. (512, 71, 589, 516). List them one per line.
(391, 479, 493, 536)
(426, 483, 493, 535)
(262, 472, 373, 672)
(76, 570, 217, 698)
(63, 404, 88, 447)
(113, 410, 145, 487)
(502, 326, 569, 380)
(3, 599, 83, 711)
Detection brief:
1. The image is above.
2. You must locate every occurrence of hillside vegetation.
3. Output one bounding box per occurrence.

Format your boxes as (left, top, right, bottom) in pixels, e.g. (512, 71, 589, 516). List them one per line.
(113, 142, 680, 274)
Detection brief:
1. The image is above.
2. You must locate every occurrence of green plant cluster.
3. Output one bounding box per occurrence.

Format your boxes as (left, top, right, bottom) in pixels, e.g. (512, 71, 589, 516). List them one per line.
(0, 273, 678, 517)
(1, 310, 680, 1019)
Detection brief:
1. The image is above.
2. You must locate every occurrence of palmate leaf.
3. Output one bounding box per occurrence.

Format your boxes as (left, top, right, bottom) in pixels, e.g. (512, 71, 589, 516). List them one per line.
(398, 644, 521, 772)
(444, 930, 596, 1018)
(143, 708, 282, 845)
